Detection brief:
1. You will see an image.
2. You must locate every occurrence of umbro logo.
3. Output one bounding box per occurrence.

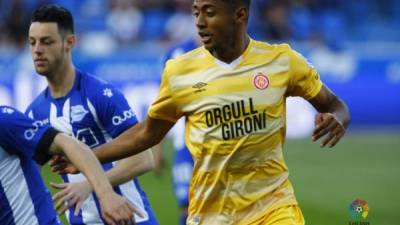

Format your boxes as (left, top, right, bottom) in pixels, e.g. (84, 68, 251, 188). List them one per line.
(192, 82, 207, 93)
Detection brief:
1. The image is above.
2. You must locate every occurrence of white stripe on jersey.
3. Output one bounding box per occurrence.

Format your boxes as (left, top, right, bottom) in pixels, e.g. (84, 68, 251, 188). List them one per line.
(49, 100, 72, 132)
(117, 175, 149, 222)
(0, 147, 39, 225)
(87, 100, 112, 142)
(49, 100, 103, 224)
(87, 99, 149, 222)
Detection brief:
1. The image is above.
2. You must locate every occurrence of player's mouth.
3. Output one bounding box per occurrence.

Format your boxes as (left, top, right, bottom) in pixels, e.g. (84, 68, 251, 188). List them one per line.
(34, 58, 48, 67)
(198, 32, 212, 44)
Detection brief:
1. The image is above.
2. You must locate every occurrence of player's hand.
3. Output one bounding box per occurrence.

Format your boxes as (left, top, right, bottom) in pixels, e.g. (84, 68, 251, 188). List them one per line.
(51, 181, 92, 216)
(98, 192, 144, 225)
(49, 155, 79, 174)
(312, 112, 346, 148)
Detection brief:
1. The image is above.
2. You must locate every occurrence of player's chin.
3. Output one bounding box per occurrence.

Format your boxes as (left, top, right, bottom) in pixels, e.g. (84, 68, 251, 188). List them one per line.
(34, 67, 49, 76)
(203, 42, 215, 51)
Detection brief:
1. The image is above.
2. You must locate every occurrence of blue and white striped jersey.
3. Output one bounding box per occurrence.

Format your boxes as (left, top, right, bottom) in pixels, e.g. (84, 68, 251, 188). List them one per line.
(0, 106, 61, 225)
(26, 70, 158, 225)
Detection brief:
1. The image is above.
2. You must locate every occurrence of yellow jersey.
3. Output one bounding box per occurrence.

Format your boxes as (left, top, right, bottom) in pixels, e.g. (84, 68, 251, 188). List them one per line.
(148, 39, 322, 225)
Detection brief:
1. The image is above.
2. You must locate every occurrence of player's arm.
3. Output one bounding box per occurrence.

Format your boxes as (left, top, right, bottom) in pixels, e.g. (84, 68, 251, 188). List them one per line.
(108, 149, 155, 184)
(95, 116, 174, 163)
(308, 84, 350, 147)
(50, 118, 170, 214)
(287, 47, 350, 148)
(47, 132, 139, 225)
(52, 149, 155, 215)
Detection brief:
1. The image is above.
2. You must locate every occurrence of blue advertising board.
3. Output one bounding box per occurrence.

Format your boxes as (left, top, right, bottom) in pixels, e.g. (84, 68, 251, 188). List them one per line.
(0, 49, 399, 127)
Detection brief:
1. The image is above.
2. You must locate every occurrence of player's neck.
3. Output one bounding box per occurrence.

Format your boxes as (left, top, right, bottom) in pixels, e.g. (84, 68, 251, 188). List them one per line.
(211, 35, 250, 64)
(47, 63, 76, 99)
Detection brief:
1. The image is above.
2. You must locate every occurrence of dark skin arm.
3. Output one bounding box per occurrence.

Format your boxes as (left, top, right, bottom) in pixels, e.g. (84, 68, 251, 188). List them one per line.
(50, 117, 174, 174)
(95, 117, 175, 163)
(308, 84, 350, 148)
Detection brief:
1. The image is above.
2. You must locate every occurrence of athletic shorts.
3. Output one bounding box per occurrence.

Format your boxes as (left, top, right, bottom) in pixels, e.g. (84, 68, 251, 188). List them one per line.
(252, 204, 305, 225)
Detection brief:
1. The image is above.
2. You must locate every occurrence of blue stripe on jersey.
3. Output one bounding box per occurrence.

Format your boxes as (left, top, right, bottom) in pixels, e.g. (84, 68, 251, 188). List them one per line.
(67, 206, 85, 225)
(0, 180, 16, 225)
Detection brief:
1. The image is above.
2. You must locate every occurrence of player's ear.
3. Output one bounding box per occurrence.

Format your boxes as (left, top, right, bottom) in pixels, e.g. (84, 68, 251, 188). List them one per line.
(235, 6, 248, 24)
(65, 34, 76, 51)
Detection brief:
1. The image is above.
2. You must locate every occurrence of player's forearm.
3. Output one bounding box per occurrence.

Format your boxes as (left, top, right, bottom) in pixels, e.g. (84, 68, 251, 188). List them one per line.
(329, 97, 350, 129)
(95, 122, 160, 164)
(106, 149, 155, 187)
(309, 85, 350, 128)
(316, 95, 350, 129)
(52, 134, 114, 198)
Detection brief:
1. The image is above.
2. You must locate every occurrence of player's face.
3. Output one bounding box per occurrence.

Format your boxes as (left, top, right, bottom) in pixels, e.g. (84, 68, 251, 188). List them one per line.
(192, 0, 238, 51)
(29, 22, 67, 76)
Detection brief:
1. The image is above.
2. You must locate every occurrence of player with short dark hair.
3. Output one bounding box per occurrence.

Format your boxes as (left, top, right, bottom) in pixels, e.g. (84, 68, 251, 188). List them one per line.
(31, 4, 74, 34)
(55, 0, 350, 224)
(0, 106, 136, 225)
(27, 4, 158, 225)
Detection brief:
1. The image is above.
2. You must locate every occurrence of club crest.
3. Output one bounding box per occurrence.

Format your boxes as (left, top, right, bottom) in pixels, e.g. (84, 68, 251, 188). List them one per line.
(71, 105, 88, 123)
(253, 73, 269, 90)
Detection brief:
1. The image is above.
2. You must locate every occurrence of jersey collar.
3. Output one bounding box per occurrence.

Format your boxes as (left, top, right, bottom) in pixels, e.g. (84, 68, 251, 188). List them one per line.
(45, 68, 82, 99)
(204, 38, 254, 70)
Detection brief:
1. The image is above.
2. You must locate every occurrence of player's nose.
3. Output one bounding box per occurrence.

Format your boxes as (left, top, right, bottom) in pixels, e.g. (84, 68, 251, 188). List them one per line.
(195, 12, 207, 28)
(32, 43, 44, 54)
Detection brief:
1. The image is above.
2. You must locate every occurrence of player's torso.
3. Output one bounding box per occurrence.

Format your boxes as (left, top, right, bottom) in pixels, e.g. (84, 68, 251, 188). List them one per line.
(30, 92, 108, 148)
(172, 41, 291, 162)
(0, 146, 61, 225)
(27, 74, 155, 225)
(168, 41, 297, 224)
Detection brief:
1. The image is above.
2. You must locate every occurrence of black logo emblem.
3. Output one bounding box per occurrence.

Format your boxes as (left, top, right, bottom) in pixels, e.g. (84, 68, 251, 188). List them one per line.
(192, 82, 207, 93)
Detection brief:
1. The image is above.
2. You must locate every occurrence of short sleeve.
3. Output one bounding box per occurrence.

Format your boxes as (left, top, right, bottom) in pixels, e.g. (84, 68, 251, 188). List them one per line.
(148, 66, 181, 123)
(0, 106, 55, 163)
(91, 82, 139, 138)
(286, 49, 323, 100)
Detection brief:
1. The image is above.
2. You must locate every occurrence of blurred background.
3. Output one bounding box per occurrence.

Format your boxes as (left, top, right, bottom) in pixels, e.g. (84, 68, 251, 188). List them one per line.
(0, 0, 399, 224)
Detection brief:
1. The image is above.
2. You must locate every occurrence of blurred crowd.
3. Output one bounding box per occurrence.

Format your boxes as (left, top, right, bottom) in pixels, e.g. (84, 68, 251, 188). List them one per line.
(0, 0, 399, 53)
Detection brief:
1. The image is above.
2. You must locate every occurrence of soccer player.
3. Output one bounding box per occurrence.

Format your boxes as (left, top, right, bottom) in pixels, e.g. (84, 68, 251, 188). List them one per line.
(161, 38, 198, 225)
(56, 1, 351, 224)
(27, 5, 158, 225)
(0, 106, 136, 225)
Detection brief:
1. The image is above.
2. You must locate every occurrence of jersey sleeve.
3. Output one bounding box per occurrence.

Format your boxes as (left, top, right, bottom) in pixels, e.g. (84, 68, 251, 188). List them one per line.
(92, 82, 139, 138)
(0, 106, 58, 164)
(286, 48, 323, 100)
(148, 64, 182, 123)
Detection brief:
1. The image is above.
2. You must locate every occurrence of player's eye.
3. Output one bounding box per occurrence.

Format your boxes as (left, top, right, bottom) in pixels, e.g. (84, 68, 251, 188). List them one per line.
(205, 10, 215, 17)
(42, 39, 53, 45)
(192, 10, 199, 17)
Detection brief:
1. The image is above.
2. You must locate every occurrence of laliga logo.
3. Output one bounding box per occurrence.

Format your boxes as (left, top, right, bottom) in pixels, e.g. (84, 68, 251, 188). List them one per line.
(349, 198, 369, 219)
(24, 120, 47, 140)
(112, 109, 135, 125)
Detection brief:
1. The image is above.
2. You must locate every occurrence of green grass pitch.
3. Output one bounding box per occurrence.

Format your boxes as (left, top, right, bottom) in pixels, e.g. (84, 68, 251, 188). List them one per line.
(42, 131, 399, 225)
